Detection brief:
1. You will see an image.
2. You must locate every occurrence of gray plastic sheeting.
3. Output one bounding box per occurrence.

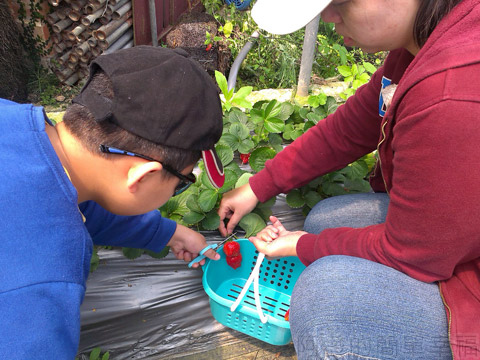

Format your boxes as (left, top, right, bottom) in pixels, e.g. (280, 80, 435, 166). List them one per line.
(77, 195, 305, 359)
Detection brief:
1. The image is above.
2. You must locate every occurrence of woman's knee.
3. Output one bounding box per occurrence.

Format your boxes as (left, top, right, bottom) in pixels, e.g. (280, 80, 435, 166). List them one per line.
(304, 193, 389, 233)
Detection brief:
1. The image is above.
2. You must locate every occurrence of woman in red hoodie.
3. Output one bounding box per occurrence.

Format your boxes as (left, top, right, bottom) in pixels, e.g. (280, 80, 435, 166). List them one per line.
(218, 0, 480, 358)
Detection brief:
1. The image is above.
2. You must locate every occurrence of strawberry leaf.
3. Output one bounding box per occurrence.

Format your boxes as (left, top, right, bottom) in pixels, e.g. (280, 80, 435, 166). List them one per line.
(198, 189, 218, 212)
(201, 211, 220, 230)
(239, 213, 266, 237)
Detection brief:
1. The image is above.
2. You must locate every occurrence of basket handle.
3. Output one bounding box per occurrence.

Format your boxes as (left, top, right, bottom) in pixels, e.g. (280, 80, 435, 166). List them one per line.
(254, 263, 268, 324)
(230, 252, 268, 324)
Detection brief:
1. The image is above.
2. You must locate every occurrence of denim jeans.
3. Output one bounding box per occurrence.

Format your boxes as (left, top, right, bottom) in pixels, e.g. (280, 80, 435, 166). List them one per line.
(291, 193, 452, 360)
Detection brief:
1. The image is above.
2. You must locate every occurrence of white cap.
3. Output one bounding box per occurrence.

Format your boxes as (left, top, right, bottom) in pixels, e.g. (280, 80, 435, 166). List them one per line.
(251, 0, 331, 35)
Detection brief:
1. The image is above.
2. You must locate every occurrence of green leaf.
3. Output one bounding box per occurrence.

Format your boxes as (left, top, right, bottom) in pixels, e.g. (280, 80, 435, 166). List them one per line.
(268, 133, 283, 146)
(286, 189, 305, 208)
(90, 247, 100, 272)
(227, 107, 249, 125)
(250, 108, 266, 124)
(344, 178, 372, 193)
(289, 129, 303, 140)
(186, 194, 203, 213)
(229, 122, 250, 139)
(200, 171, 217, 190)
(220, 133, 239, 152)
(236, 172, 253, 188)
(237, 138, 255, 154)
(299, 107, 310, 119)
(183, 211, 205, 225)
(304, 190, 323, 209)
(198, 189, 218, 212)
(252, 207, 272, 222)
(277, 102, 295, 120)
(145, 246, 170, 259)
(304, 120, 316, 132)
(122, 247, 143, 260)
(227, 88, 234, 101)
(239, 213, 266, 237)
(225, 161, 245, 178)
(215, 71, 228, 97)
(363, 61, 377, 74)
(90, 347, 101, 360)
(249, 147, 277, 173)
(101, 352, 110, 360)
(342, 162, 368, 180)
(257, 196, 276, 209)
(233, 97, 253, 109)
(308, 93, 327, 108)
(223, 21, 233, 37)
(264, 117, 285, 133)
(306, 111, 323, 124)
(201, 211, 220, 230)
(322, 182, 347, 197)
(326, 96, 338, 114)
(357, 72, 370, 83)
(337, 65, 352, 77)
(218, 169, 239, 194)
(351, 63, 358, 76)
(216, 143, 234, 166)
(234, 86, 253, 100)
(264, 99, 278, 119)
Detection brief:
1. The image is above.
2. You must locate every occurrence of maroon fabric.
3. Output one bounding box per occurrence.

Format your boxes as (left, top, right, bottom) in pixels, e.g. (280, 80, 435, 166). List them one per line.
(250, 0, 480, 357)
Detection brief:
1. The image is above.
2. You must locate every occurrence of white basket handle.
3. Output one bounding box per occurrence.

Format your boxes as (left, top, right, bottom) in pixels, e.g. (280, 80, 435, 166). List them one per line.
(230, 252, 268, 323)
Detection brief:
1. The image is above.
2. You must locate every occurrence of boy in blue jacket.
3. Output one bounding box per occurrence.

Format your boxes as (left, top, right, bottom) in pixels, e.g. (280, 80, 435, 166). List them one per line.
(0, 46, 224, 358)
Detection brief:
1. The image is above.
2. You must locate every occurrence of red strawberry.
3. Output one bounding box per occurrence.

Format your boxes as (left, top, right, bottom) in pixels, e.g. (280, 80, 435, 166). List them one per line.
(205, 43, 212, 51)
(284, 309, 290, 321)
(224, 240, 240, 257)
(226, 254, 242, 269)
(240, 153, 250, 164)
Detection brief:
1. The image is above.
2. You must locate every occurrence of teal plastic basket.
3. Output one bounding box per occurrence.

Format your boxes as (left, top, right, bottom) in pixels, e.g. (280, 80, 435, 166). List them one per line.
(202, 239, 306, 346)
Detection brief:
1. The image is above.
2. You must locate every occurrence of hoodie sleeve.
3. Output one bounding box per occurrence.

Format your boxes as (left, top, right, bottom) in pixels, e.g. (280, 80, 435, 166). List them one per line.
(79, 201, 176, 252)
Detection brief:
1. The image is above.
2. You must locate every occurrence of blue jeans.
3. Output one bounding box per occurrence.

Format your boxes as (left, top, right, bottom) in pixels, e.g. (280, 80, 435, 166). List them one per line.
(291, 193, 452, 360)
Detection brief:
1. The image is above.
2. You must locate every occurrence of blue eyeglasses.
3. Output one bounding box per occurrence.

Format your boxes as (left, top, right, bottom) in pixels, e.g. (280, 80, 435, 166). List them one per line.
(100, 145, 196, 196)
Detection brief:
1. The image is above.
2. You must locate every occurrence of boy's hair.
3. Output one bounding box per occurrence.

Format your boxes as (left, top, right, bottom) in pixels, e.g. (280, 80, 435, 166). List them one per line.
(63, 71, 201, 178)
(414, 0, 463, 47)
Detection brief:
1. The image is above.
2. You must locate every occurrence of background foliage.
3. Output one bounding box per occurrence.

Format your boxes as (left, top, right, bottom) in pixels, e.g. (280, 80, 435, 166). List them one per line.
(202, 0, 386, 90)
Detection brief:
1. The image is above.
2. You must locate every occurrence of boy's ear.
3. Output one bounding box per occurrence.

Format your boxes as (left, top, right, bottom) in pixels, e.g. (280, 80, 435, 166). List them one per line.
(126, 161, 163, 193)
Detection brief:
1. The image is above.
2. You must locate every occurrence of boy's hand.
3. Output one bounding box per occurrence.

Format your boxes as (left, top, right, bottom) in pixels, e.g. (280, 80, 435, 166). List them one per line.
(249, 216, 307, 258)
(167, 224, 220, 268)
(218, 183, 259, 237)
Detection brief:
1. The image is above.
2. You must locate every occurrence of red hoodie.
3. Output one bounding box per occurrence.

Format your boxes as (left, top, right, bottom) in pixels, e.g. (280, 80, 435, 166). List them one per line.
(250, 0, 480, 358)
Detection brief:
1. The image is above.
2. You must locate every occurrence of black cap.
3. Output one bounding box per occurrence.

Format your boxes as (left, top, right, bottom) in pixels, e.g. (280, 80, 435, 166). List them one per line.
(73, 46, 224, 188)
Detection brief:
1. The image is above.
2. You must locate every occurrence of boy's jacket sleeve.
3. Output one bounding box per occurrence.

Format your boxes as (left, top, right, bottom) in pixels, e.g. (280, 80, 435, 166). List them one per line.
(79, 200, 177, 252)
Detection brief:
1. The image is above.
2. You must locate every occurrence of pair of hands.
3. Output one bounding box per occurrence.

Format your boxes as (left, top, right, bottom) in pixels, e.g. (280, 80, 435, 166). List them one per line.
(218, 184, 307, 258)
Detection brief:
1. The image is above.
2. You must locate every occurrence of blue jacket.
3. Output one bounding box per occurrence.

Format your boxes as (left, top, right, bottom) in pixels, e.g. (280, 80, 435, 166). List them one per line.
(0, 99, 177, 359)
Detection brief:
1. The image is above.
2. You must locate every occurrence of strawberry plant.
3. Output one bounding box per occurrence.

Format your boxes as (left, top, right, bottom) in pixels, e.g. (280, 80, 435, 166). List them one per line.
(159, 72, 375, 238)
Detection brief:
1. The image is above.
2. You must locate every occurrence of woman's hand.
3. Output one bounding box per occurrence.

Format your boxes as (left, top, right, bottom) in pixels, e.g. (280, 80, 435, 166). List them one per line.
(249, 216, 307, 258)
(218, 183, 259, 237)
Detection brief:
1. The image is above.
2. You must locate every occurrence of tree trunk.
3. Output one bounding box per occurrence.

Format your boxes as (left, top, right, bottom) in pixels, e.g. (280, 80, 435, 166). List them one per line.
(0, 2, 29, 103)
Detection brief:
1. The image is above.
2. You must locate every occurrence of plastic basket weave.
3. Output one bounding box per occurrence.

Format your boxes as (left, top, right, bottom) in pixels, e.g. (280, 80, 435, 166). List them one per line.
(224, 0, 251, 11)
(202, 239, 306, 345)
